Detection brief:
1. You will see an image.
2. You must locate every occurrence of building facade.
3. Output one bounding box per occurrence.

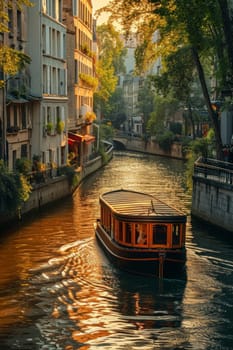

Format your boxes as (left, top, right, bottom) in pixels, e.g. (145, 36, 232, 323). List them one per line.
(0, 4, 34, 171)
(63, 0, 97, 166)
(27, 0, 68, 169)
(0, 0, 98, 171)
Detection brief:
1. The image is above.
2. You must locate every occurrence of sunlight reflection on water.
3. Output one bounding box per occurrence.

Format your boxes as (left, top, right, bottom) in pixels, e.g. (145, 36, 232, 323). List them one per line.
(0, 152, 233, 349)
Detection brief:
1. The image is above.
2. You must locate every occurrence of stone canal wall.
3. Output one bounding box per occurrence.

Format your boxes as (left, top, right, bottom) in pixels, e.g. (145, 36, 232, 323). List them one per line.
(22, 153, 104, 213)
(113, 136, 184, 159)
(0, 144, 113, 226)
(192, 157, 233, 233)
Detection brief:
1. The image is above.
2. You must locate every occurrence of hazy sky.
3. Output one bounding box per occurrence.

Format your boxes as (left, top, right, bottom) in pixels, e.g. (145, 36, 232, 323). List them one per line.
(92, 0, 110, 24)
(92, 0, 109, 11)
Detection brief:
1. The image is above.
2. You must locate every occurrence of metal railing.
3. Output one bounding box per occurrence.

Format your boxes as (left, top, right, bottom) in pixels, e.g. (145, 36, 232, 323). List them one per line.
(193, 157, 233, 185)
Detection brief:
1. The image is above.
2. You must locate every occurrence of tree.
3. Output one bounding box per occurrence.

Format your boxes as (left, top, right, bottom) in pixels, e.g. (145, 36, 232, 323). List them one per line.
(94, 23, 127, 119)
(0, 0, 32, 87)
(94, 57, 118, 116)
(147, 94, 179, 136)
(103, 87, 127, 129)
(137, 77, 154, 133)
(97, 0, 232, 159)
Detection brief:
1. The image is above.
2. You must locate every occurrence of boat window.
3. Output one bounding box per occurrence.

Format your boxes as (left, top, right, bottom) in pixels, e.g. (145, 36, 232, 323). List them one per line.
(152, 225, 167, 245)
(135, 224, 147, 245)
(172, 224, 180, 245)
(119, 221, 123, 241)
(125, 223, 132, 243)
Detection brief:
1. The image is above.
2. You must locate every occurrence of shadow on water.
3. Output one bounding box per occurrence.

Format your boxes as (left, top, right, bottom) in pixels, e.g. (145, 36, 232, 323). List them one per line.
(191, 215, 233, 245)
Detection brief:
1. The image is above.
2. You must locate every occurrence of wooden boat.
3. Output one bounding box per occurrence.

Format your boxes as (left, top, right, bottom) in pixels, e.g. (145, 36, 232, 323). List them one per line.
(95, 189, 187, 278)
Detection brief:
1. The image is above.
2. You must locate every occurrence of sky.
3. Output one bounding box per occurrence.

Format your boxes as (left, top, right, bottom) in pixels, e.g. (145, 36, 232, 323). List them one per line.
(92, 0, 110, 24)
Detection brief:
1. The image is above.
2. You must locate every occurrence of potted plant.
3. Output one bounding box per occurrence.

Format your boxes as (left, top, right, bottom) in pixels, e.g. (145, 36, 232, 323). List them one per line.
(56, 118, 65, 134)
(84, 111, 96, 124)
(46, 122, 53, 135)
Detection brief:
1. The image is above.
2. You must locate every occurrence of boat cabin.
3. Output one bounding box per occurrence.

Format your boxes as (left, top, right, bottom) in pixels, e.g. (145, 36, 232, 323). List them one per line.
(99, 189, 186, 250)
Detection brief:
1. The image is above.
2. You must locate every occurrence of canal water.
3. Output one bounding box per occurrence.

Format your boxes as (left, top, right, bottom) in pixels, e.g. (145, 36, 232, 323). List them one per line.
(0, 152, 233, 350)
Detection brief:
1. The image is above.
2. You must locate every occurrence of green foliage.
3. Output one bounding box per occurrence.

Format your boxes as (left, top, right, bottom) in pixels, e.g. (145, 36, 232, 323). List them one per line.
(189, 128, 215, 158)
(98, 145, 108, 164)
(170, 122, 182, 135)
(150, 47, 195, 102)
(157, 130, 175, 152)
(100, 124, 114, 141)
(0, 48, 31, 86)
(137, 78, 154, 129)
(97, 0, 231, 158)
(147, 95, 179, 135)
(46, 122, 53, 133)
(56, 118, 65, 134)
(0, 160, 31, 213)
(185, 128, 215, 190)
(0, 1, 32, 85)
(60, 165, 80, 190)
(0, 0, 33, 32)
(97, 23, 126, 75)
(102, 87, 127, 128)
(94, 23, 126, 113)
(79, 73, 98, 90)
(15, 157, 32, 175)
(18, 174, 32, 202)
(94, 58, 118, 103)
(71, 173, 80, 191)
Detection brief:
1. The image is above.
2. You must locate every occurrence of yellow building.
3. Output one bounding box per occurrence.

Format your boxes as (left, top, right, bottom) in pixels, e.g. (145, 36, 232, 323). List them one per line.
(63, 0, 97, 165)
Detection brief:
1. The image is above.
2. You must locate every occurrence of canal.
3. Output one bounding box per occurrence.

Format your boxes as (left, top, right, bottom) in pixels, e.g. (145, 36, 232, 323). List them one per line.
(0, 152, 233, 350)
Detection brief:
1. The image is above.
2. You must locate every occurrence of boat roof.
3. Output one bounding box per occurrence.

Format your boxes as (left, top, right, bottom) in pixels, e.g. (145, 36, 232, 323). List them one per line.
(100, 189, 186, 223)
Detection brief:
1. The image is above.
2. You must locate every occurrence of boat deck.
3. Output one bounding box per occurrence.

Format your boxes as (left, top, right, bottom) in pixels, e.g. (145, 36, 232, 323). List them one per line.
(101, 189, 185, 220)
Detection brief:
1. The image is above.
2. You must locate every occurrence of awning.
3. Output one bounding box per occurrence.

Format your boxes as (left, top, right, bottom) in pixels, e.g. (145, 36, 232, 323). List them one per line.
(68, 132, 83, 143)
(83, 134, 95, 144)
(68, 138, 75, 145)
(68, 132, 95, 144)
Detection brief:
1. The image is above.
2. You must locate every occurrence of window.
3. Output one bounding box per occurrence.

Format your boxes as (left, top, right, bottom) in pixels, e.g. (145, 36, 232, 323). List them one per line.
(75, 60, 78, 84)
(43, 65, 48, 93)
(12, 150, 17, 170)
(61, 146, 65, 165)
(135, 224, 147, 245)
(21, 105, 27, 129)
(8, 9, 13, 33)
(47, 107, 52, 123)
(42, 25, 46, 54)
(172, 224, 180, 246)
(56, 106, 60, 122)
(17, 10, 22, 39)
(72, 0, 78, 16)
(152, 225, 167, 245)
(125, 223, 132, 243)
(14, 106, 18, 127)
(119, 222, 123, 241)
(21, 144, 27, 158)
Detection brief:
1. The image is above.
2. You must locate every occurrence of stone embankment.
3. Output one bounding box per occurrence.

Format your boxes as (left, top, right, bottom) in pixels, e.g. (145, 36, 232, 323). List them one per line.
(114, 136, 233, 233)
(113, 135, 184, 159)
(192, 157, 233, 233)
(0, 143, 113, 227)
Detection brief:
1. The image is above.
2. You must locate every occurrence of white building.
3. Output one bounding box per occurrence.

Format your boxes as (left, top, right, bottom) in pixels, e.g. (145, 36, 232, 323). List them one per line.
(27, 0, 68, 168)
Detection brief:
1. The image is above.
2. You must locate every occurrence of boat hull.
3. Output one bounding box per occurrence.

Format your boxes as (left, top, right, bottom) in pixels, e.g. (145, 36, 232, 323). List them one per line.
(95, 223, 186, 278)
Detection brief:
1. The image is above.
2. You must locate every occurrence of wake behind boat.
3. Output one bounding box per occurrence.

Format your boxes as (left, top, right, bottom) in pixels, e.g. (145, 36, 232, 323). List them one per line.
(95, 189, 187, 278)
